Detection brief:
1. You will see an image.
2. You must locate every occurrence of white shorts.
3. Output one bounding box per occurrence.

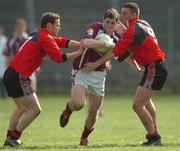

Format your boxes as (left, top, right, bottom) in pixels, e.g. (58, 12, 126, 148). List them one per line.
(71, 70, 107, 96)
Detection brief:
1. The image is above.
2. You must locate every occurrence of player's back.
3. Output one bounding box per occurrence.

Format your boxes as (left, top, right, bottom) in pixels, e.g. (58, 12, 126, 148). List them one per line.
(131, 19, 165, 65)
(10, 29, 47, 77)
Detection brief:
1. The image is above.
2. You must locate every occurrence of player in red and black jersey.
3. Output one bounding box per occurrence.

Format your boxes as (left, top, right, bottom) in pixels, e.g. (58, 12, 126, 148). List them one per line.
(3, 12, 83, 147)
(3, 18, 40, 92)
(82, 2, 168, 145)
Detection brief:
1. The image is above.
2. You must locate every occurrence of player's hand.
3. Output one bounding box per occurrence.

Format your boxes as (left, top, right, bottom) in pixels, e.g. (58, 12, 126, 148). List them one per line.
(104, 41, 115, 49)
(115, 22, 126, 36)
(81, 62, 97, 73)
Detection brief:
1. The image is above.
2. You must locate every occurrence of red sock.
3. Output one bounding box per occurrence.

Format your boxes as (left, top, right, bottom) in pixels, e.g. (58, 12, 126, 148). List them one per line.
(81, 126, 94, 139)
(149, 131, 158, 138)
(8, 129, 22, 140)
(7, 130, 12, 137)
(65, 103, 72, 114)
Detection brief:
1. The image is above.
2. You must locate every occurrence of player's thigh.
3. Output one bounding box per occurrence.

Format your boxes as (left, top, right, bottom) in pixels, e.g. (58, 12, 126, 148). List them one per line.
(87, 94, 103, 113)
(13, 93, 41, 111)
(133, 86, 155, 107)
(14, 99, 27, 112)
(30, 73, 37, 91)
(70, 84, 86, 104)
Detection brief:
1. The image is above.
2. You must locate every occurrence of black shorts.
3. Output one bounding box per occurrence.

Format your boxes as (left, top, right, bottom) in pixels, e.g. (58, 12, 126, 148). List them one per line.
(3, 67, 34, 98)
(140, 59, 168, 90)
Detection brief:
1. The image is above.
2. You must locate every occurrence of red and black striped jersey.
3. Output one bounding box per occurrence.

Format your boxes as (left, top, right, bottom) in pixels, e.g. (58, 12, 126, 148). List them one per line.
(114, 17, 165, 66)
(10, 28, 69, 76)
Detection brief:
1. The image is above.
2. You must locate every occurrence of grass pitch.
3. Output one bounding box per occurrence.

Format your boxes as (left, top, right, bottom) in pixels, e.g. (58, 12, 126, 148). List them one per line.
(0, 94, 180, 151)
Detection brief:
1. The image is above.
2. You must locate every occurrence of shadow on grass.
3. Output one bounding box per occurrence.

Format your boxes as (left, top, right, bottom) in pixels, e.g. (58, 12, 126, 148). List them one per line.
(1, 143, 180, 150)
(0, 143, 120, 150)
(27, 143, 120, 149)
(123, 143, 180, 147)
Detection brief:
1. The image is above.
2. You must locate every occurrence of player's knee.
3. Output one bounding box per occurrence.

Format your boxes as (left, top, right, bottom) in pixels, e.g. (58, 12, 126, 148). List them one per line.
(70, 98, 85, 110)
(31, 106, 42, 117)
(75, 102, 85, 110)
(72, 99, 85, 110)
(132, 103, 141, 112)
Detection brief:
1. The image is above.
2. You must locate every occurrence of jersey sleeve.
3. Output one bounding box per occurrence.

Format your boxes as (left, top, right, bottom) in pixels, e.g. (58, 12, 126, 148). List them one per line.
(113, 25, 134, 58)
(53, 37, 70, 48)
(40, 35, 64, 63)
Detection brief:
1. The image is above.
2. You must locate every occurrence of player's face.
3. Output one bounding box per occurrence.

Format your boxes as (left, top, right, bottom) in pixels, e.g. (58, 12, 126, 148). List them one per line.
(15, 19, 27, 34)
(120, 8, 135, 23)
(48, 19, 61, 36)
(103, 18, 117, 35)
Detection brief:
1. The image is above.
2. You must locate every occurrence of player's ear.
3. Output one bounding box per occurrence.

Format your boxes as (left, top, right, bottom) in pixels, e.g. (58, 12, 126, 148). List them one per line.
(46, 23, 52, 30)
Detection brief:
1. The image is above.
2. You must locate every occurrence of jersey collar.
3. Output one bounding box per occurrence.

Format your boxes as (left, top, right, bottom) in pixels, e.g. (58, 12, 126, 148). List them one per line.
(128, 17, 139, 25)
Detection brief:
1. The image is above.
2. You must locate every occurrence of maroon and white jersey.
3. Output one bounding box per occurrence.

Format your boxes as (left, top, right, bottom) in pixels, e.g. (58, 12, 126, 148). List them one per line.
(3, 32, 28, 57)
(73, 22, 121, 71)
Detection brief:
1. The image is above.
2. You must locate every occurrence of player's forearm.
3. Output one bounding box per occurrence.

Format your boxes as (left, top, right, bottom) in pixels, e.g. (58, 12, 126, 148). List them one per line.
(65, 51, 80, 61)
(68, 40, 81, 50)
(96, 50, 115, 67)
(81, 38, 105, 49)
(65, 46, 83, 61)
(125, 56, 141, 72)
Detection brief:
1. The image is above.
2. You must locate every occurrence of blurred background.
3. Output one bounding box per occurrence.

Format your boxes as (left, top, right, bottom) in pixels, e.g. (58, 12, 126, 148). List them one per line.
(0, 0, 180, 94)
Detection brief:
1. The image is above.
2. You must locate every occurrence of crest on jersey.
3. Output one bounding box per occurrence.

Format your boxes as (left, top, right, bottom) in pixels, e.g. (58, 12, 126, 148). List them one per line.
(86, 28, 94, 36)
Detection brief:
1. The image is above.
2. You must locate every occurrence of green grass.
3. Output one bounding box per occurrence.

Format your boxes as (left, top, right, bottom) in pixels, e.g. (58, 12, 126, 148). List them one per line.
(0, 94, 180, 151)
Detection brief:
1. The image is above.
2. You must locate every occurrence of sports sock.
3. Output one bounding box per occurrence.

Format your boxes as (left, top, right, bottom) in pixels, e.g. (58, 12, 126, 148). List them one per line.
(7, 130, 12, 137)
(81, 126, 94, 139)
(8, 129, 22, 140)
(148, 130, 158, 138)
(65, 103, 72, 114)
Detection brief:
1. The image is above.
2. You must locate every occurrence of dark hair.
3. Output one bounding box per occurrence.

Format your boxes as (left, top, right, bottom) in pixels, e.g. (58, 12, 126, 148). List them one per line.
(123, 2, 140, 16)
(104, 8, 119, 22)
(40, 12, 60, 28)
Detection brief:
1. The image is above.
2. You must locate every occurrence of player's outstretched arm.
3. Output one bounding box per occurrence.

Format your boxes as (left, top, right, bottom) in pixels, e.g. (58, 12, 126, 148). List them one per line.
(81, 38, 105, 49)
(65, 45, 84, 61)
(82, 49, 115, 73)
(81, 39, 115, 49)
(68, 40, 81, 50)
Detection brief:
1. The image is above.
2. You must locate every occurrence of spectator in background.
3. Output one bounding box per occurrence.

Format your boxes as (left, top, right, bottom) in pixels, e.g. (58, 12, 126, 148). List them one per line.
(3, 18, 39, 92)
(0, 24, 7, 99)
